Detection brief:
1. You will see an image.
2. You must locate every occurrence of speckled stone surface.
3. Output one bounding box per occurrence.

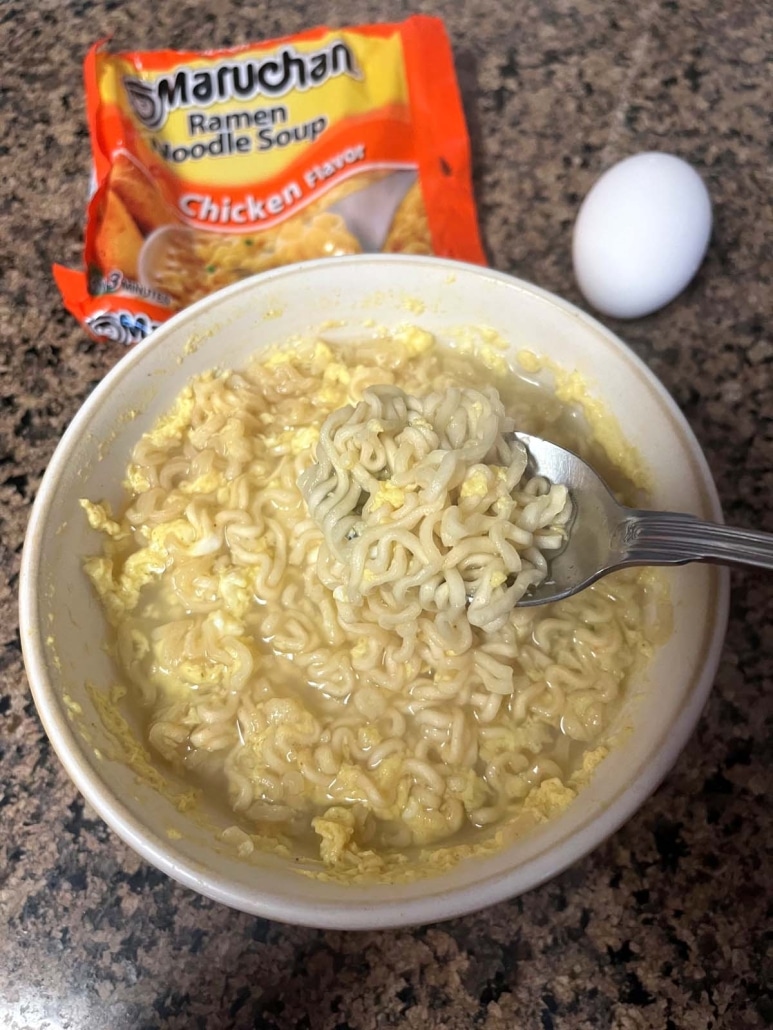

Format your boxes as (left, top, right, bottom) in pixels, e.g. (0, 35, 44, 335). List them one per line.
(1, 0, 771, 1027)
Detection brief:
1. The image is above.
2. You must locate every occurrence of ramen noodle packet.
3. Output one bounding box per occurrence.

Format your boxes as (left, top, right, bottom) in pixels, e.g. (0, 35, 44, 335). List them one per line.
(53, 16, 485, 345)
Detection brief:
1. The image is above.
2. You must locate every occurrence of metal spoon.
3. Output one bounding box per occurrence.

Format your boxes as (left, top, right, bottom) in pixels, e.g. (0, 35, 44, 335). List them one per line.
(513, 432, 773, 607)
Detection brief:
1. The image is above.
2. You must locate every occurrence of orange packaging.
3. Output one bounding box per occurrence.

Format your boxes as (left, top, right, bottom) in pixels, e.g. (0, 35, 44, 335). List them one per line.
(54, 16, 486, 344)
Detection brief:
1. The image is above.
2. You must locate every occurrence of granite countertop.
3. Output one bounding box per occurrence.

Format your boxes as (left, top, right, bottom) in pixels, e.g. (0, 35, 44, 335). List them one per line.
(1, 0, 771, 1027)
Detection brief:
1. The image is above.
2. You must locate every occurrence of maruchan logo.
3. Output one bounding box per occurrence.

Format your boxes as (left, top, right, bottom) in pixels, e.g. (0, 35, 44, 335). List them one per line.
(86, 311, 160, 346)
(123, 41, 358, 131)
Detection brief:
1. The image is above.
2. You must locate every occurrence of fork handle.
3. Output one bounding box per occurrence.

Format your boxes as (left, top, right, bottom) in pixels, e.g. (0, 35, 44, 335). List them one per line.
(619, 511, 773, 570)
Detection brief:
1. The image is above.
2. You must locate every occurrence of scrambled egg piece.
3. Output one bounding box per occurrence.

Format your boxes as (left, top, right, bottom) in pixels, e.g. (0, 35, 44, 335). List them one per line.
(447, 327, 509, 376)
(447, 768, 490, 812)
(318, 383, 347, 407)
(179, 469, 224, 495)
(459, 469, 490, 500)
(79, 499, 127, 539)
(145, 384, 197, 446)
(400, 798, 458, 847)
(516, 348, 542, 373)
(402, 296, 426, 315)
(217, 568, 253, 620)
(84, 518, 201, 623)
(370, 480, 406, 510)
(350, 637, 370, 661)
(323, 361, 351, 386)
(522, 777, 577, 822)
(312, 807, 357, 866)
(394, 326, 434, 356)
(356, 723, 382, 750)
(317, 360, 353, 406)
(477, 345, 508, 376)
(125, 463, 151, 493)
(265, 425, 321, 457)
(264, 340, 332, 369)
(84, 556, 164, 618)
(573, 745, 609, 780)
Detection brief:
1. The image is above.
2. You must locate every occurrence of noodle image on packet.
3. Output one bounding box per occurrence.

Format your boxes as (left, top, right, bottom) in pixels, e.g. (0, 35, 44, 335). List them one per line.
(53, 16, 486, 345)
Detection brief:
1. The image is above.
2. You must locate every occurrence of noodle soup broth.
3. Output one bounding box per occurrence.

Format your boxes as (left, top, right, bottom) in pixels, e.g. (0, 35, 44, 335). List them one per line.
(82, 328, 667, 880)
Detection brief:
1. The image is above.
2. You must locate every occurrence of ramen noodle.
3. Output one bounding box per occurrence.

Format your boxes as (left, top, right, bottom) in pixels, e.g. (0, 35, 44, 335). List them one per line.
(53, 17, 484, 345)
(81, 330, 664, 876)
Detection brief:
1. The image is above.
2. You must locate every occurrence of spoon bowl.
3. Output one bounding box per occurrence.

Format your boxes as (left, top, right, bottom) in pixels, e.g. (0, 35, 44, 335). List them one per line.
(516, 432, 773, 606)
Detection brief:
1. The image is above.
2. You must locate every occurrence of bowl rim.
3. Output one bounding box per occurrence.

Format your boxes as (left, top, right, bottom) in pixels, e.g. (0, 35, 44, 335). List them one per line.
(20, 254, 730, 929)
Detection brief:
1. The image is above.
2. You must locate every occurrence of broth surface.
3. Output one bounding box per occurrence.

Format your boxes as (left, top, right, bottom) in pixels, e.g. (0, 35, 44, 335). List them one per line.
(82, 329, 665, 878)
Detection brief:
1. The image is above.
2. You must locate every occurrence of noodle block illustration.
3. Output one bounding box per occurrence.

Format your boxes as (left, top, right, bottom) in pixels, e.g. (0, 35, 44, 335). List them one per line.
(110, 152, 181, 236)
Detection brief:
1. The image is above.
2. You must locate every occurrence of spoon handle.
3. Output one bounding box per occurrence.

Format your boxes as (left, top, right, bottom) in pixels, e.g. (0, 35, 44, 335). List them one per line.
(618, 511, 773, 571)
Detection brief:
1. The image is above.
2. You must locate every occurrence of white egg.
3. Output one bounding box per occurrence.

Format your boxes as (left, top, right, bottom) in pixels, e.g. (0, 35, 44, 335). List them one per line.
(572, 152, 712, 319)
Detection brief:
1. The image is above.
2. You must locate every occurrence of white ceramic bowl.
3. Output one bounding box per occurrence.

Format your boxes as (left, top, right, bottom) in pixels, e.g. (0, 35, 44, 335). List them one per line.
(20, 256, 728, 930)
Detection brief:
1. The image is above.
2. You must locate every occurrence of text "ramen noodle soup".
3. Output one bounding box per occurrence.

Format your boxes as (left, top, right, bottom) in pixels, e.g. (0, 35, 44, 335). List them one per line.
(81, 328, 667, 881)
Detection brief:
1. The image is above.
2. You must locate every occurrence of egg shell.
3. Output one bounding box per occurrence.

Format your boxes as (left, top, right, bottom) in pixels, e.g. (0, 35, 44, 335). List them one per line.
(572, 152, 712, 319)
